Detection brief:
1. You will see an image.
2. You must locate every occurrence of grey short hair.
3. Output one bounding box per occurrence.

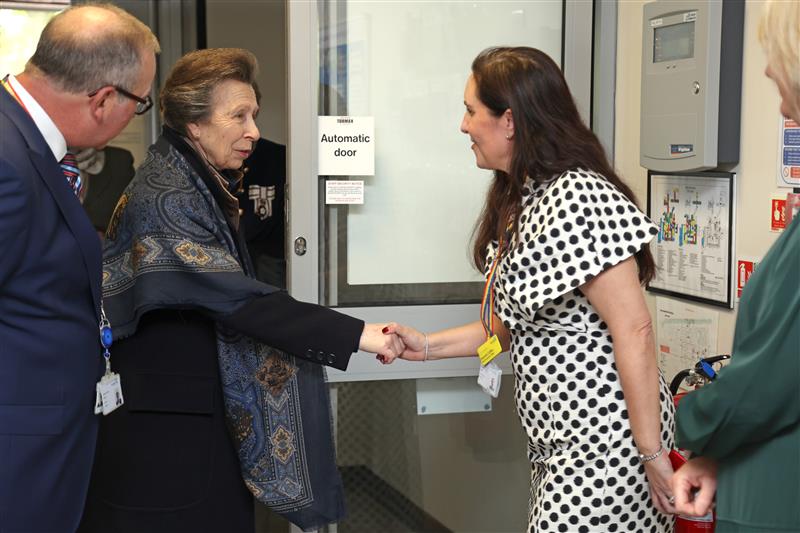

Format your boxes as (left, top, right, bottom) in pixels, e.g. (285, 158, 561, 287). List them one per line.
(160, 48, 259, 134)
(27, 3, 160, 94)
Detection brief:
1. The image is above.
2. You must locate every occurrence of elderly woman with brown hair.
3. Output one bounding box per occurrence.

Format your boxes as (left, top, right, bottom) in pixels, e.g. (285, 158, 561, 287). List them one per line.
(78, 48, 402, 533)
(670, 2, 800, 531)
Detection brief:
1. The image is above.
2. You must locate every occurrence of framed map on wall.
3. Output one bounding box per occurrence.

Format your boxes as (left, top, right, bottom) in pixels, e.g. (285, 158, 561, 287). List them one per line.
(646, 171, 736, 309)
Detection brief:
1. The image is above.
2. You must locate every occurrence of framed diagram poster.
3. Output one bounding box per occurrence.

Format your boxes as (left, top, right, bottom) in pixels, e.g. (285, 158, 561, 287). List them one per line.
(646, 171, 736, 308)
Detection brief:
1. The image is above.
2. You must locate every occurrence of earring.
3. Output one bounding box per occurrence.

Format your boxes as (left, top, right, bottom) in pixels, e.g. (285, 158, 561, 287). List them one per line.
(506, 133, 513, 140)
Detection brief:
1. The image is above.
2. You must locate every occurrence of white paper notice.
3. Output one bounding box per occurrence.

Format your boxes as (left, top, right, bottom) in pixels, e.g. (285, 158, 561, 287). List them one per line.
(655, 296, 719, 387)
(318, 116, 375, 176)
(778, 117, 800, 187)
(326, 180, 364, 205)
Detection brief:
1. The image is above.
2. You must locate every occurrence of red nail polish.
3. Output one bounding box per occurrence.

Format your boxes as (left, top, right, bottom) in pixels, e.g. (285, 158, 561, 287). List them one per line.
(382, 327, 389, 334)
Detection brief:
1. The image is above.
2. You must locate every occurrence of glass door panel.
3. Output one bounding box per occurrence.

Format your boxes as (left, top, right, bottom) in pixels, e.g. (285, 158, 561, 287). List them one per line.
(317, 1, 563, 307)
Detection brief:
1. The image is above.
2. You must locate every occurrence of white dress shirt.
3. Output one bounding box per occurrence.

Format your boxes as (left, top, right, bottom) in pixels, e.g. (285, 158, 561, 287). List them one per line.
(6, 74, 67, 162)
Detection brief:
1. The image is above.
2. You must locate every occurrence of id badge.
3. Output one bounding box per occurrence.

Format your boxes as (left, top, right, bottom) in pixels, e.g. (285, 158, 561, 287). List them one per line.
(477, 334, 502, 366)
(97, 372, 124, 415)
(94, 384, 104, 415)
(477, 361, 502, 398)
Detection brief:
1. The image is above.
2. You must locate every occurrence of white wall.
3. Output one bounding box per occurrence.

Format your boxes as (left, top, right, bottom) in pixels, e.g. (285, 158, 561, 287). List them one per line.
(616, 1, 784, 358)
(205, 0, 287, 145)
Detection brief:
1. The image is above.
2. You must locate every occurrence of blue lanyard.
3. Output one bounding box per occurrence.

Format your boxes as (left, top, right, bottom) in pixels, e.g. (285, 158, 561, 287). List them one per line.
(99, 303, 113, 373)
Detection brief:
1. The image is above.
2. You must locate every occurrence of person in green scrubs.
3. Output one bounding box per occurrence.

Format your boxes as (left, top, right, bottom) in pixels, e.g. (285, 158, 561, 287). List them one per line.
(670, 2, 800, 532)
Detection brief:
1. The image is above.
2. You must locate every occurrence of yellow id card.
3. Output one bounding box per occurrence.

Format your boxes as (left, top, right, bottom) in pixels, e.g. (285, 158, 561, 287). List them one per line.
(478, 335, 502, 366)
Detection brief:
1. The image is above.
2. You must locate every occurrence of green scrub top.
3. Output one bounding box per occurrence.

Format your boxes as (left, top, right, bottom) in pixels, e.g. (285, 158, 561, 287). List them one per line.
(676, 218, 800, 532)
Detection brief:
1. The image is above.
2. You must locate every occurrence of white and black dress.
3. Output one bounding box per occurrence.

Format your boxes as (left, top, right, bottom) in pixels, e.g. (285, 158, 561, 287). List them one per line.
(487, 169, 675, 533)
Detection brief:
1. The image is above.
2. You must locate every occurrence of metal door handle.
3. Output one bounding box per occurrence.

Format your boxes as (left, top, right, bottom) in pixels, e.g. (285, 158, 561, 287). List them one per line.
(294, 236, 307, 256)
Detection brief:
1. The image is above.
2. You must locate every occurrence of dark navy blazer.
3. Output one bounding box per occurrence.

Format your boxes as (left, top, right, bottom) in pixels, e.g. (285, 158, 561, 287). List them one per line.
(0, 87, 103, 532)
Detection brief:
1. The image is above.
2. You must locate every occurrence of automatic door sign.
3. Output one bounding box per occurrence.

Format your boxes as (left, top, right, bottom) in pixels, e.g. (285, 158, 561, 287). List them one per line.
(318, 116, 375, 176)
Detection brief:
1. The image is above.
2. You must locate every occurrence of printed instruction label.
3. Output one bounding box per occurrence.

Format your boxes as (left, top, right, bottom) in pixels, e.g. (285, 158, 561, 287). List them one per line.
(771, 196, 787, 232)
(326, 180, 364, 205)
(778, 118, 800, 187)
(736, 257, 760, 300)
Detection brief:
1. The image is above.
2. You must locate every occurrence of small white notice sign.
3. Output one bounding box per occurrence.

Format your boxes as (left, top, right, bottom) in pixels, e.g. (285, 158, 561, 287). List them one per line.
(318, 116, 375, 176)
(326, 180, 364, 205)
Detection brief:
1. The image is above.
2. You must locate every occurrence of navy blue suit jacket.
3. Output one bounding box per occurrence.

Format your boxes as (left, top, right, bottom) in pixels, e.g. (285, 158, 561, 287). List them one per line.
(0, 88, 103, 532)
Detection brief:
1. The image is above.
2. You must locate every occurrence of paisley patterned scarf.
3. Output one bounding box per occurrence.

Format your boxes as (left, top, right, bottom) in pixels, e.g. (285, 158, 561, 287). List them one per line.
(102, 127, 345, 531)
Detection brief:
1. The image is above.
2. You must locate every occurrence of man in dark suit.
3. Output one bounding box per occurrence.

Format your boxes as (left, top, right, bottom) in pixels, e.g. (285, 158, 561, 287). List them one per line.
(0, 5, 158, 532)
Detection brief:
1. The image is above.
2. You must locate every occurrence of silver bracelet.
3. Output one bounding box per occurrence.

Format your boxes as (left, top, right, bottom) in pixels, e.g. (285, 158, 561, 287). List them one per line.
(423, 333, 429, 362)
(638, 445, 664, 464)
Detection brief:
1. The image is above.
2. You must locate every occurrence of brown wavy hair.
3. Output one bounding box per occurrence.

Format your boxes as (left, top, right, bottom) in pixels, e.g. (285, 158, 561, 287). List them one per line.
(470, 47, 655, 284)
(160, 48, 258, 135)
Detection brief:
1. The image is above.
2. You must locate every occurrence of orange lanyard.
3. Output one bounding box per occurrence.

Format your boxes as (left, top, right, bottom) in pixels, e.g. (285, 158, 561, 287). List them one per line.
(2, 76, 30, 115)
(481, 219, 514, 338)
(480, 240, 504, 338)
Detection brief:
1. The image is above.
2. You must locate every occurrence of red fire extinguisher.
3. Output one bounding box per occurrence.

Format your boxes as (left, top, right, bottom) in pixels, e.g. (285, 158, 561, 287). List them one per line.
(669, 355, 730, 533)
(670, 449, 715, 532)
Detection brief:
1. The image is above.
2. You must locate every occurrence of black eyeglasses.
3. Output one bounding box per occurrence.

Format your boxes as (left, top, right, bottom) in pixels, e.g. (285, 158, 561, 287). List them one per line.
(88, 85, 153, 115)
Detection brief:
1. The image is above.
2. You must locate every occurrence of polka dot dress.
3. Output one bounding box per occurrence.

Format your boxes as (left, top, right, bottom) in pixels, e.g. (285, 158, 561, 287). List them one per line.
(486, 169, 675, 533)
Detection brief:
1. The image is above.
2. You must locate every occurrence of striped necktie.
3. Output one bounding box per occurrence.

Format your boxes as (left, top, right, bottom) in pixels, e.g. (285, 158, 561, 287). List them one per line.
(60, 151, 82, 197)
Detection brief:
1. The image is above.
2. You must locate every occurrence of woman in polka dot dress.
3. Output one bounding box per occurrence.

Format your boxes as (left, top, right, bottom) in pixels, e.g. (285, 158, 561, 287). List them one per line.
(383, 47, 676, 532)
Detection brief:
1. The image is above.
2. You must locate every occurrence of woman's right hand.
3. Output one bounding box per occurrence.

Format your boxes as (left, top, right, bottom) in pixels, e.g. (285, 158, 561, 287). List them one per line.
(643, 451, 676, 515)
(359, 323, 405, 361)
(379, 323, 427, 363)
(670, 456, 718, 517)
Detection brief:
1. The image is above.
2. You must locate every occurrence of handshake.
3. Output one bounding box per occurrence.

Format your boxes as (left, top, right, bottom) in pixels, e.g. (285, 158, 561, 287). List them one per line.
(358, 323, 427, 364)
